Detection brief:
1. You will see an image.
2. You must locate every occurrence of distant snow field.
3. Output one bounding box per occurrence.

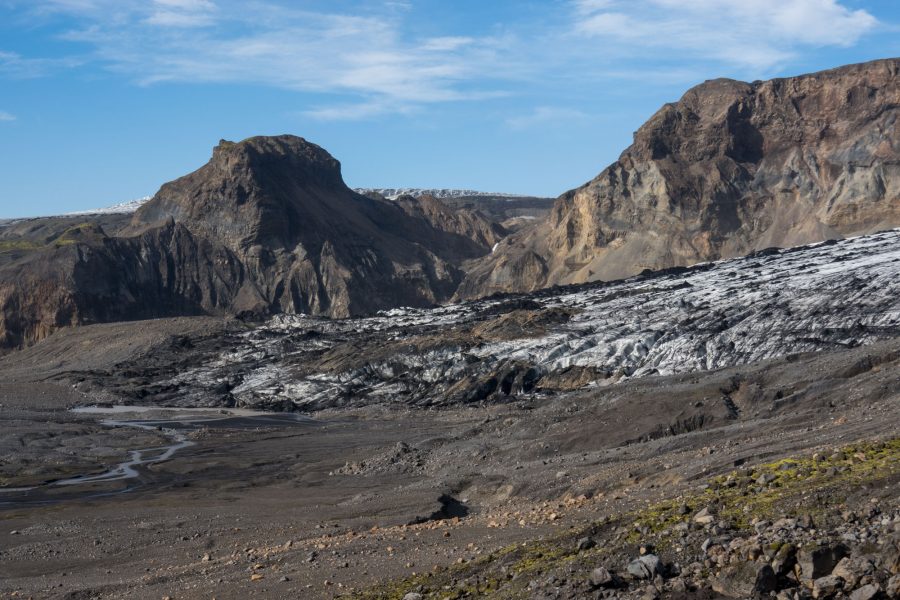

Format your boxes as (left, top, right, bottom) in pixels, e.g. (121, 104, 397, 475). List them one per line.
(63, 196, 152, 216)
(53, 189, 523, 218)
(354, 188, 522, 200)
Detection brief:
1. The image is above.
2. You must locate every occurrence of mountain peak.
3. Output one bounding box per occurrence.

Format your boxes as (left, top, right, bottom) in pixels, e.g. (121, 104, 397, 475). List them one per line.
(209, 135, 344, 188)
(458, 57, 900, 298)
(131, 134, 350, 247)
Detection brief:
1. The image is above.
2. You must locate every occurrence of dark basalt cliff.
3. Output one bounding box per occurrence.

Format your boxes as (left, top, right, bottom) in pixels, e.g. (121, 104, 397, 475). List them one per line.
(0, 136, 500, 350)
(457, 58, 900, 298)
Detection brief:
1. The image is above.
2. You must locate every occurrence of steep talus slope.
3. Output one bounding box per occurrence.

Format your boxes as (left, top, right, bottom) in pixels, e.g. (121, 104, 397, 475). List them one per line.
(458, 58, 900, 297)
(0, 136, 501, 350)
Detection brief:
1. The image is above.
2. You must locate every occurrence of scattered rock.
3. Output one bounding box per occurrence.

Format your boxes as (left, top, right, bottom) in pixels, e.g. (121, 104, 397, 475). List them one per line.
(713, 562, 777, 598)
(627, 554, 661, 580)
(797, 543, 849, 581)
(576, 536, 596, 551)
(589, 566, 613, 588)
(694, 507, 716, 525)
(849, 584, 881, 600)
(811, 574, 843, 599)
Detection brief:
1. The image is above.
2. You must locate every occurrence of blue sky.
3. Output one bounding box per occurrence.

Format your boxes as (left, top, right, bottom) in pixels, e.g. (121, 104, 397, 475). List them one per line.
(1, 0, 898, 217)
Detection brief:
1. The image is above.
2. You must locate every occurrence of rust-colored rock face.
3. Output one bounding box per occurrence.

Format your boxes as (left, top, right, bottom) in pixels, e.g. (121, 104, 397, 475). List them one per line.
(0, 136, 500, 350)
(457, 59, 900, 298)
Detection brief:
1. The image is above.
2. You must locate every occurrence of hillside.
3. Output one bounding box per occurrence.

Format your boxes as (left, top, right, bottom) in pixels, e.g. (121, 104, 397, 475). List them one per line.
(458, 58, 900, 298)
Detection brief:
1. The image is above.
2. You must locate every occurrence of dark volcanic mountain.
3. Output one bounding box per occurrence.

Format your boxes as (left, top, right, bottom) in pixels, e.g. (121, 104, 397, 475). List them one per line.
(0, 136, 501, 350)
(457, 58, 900, 298)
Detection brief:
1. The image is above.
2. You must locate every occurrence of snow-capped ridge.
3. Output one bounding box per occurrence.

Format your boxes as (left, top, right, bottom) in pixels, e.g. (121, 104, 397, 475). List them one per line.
(355, 188, 528, 200)
(63, 197, 152, 216)
(53, 188, 533, 218)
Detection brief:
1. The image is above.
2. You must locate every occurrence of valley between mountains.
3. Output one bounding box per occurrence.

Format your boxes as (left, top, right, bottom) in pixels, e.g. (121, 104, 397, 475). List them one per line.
(1, 58, 899, 600)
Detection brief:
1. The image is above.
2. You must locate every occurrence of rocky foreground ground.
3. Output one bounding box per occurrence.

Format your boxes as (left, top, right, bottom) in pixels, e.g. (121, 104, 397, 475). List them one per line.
(0, 336, 897, 599)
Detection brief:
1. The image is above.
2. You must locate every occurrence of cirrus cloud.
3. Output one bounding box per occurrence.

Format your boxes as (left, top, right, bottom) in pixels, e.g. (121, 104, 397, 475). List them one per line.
(572, 0, 878, 71)
(0, 0, 886, 122)
(14, 0, 514, 119)
(505, 106, 588, 130)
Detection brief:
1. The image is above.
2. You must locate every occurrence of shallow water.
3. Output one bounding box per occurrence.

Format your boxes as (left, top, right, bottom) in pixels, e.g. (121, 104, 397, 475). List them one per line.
(70, 405, 290, 417)
(54, 418, 195, 486)
(0, 406, 315, 501)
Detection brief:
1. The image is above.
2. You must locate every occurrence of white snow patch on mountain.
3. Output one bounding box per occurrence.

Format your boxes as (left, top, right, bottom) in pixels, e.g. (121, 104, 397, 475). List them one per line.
(355, 188, 526, 200)
(64, 197, 152, 216)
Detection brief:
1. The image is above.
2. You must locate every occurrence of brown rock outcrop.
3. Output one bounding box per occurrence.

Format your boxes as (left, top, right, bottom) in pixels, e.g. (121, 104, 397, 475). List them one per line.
(457, 58, 900, 297)
(0, 136, 501, 350)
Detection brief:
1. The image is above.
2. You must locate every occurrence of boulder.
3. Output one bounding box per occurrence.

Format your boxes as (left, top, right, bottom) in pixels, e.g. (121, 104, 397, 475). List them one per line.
(832, 557, 862, 588)
(887, 575, 900, 600)
(771, 543, 797, 577)
(797, 544, 849, 581)
(576, 536, 596, 551)
(627, 554, 662, 580)
(811, 575, 843, 599)
(712, 562, 777, 598)
(589, 566, 614, 588)
(849, 584, 881, 600)
(694, 507, 716, 525)
(885, 535, 900, 575)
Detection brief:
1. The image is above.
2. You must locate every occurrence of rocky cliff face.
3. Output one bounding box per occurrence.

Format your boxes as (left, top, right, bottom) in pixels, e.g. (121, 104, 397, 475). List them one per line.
(0, 221, 244, 349)
(457, 59, 900, 298)
(128, 135, 482, 318)
(0, 136, 502, 350)
(393, 194, 507, 256)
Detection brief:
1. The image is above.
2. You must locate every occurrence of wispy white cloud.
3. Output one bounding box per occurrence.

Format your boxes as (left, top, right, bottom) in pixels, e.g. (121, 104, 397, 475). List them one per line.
(302, 99, 415, 122)
(571, 0, 878, 71)
(144, 0, 216, 28)
(420, 37, 474, 52)
(22, 1, 514, 117)
(0, 0, 884, 123)
(505, 106, 587, 130)
(0, 111, 16, 122)
(0, 50, 82, 77)
(572, 0, 616, 16)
